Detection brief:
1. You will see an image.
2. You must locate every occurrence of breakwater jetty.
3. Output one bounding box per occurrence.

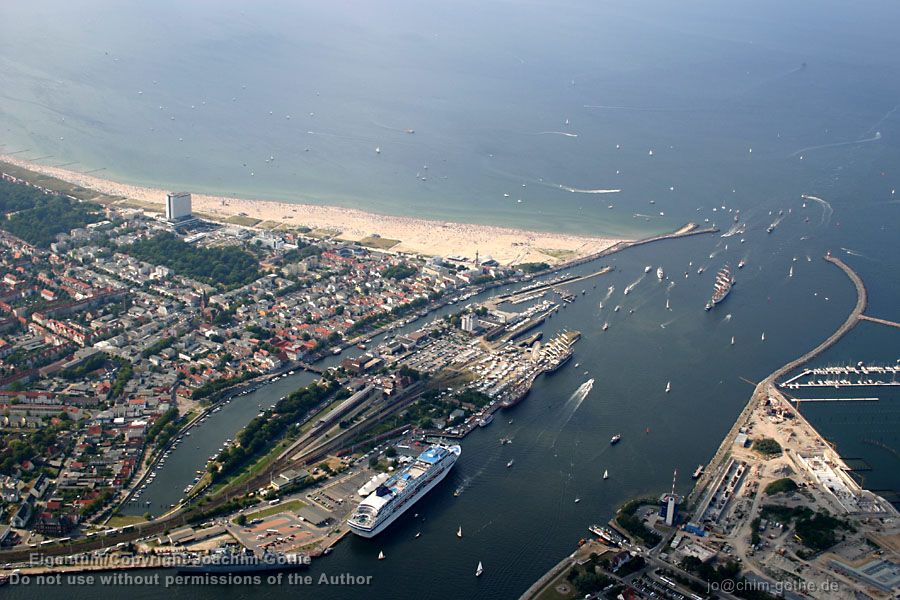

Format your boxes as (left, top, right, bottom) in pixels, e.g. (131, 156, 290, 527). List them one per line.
(689, 253, 868, 504)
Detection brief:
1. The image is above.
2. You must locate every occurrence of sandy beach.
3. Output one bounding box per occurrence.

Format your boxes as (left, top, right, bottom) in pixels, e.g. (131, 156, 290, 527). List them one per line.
(0, 154, 624, 266)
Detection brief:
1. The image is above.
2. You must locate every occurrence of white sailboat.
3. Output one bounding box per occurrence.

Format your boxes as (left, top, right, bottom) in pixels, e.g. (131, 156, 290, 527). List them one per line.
(603, 469, 609, 480)
(665, 381, 671, 393)
(602, 322, 609, 331)
(476, 561, 484, 577)
(378, 551, 385, 560)
(761, 332, 766, 341)
(457, 526, 463, 538)
(574, 498, 581, 503)
(731, 336, 735, 345)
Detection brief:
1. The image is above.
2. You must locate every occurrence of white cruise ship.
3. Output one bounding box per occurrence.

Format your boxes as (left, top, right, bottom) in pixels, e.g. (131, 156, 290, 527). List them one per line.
(348, 444, 461, 538)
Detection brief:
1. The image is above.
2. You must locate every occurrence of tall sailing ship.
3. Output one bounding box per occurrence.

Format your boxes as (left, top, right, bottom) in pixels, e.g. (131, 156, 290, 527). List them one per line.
(705, 265, 734, 310)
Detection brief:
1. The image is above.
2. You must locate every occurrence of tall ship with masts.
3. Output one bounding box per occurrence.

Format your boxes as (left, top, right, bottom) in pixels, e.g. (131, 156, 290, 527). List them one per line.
(705, 265, 734, 310)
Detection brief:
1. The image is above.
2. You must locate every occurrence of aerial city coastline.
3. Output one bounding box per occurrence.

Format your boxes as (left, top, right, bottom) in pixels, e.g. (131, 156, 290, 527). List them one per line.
(1, 2, 900, 599)
(0, 155, 897, 598)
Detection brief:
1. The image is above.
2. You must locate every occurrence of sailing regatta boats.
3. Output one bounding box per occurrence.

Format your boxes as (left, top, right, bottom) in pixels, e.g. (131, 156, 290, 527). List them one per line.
(476, 561, 484, 577)
(506, 459, 514, 468)
(731, 336, 735, 345)
(603, 469, 609, 480)
(378, 551, 385, 560)
(665, 381, 671, 393)
(457, 526, 463, 538)
(761, 332, 766, 341)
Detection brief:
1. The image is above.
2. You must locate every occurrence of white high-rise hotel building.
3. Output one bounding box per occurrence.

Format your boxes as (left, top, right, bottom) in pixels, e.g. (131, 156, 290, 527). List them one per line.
(165, 192, 192, 222)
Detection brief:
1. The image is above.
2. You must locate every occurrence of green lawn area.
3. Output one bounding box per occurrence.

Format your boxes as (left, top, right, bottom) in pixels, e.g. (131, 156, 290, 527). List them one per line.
(107, 514, 148, 527)
(256, 220, 284, 229)
(243, 499, 307, 522)
(115, 199, 165, 213)
(310, 227, 342, 239)
(225, 214, 262, 227)
(538, 248, 577, 260)
(358, 235, 401, 250)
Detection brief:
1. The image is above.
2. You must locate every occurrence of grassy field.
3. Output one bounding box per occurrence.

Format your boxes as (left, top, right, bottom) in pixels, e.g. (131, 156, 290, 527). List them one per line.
(358, 235, 401, 250)
(538, 247, 577, 261)
(243, 499, 307, 522)
(107, 514, 149, 527)
(225, 215, 263, 227)
(256, 220, 285, 229)
(116, 199, 165, 213)
(310, 227, 342, 239)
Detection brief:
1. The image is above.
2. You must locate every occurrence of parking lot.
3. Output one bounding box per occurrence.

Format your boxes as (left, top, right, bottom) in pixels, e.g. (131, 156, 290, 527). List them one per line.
(228, 513, 317, 554)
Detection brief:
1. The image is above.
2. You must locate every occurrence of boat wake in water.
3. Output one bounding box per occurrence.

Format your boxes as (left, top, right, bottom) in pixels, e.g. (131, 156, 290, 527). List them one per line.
(624, 274, 645, 295)
(556, 184, 621, 194)
(841, 247, 876, 260)
(536, 131, 579, 138)
(582, 103, 693, 113)
(602, 285, 615, 303)
(720, 222, 746, 238)
(551, 379, 594, 447)
(801, 194, 834, 226)
(789, 131, 881, 158)
(453, 450, 501, 495)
